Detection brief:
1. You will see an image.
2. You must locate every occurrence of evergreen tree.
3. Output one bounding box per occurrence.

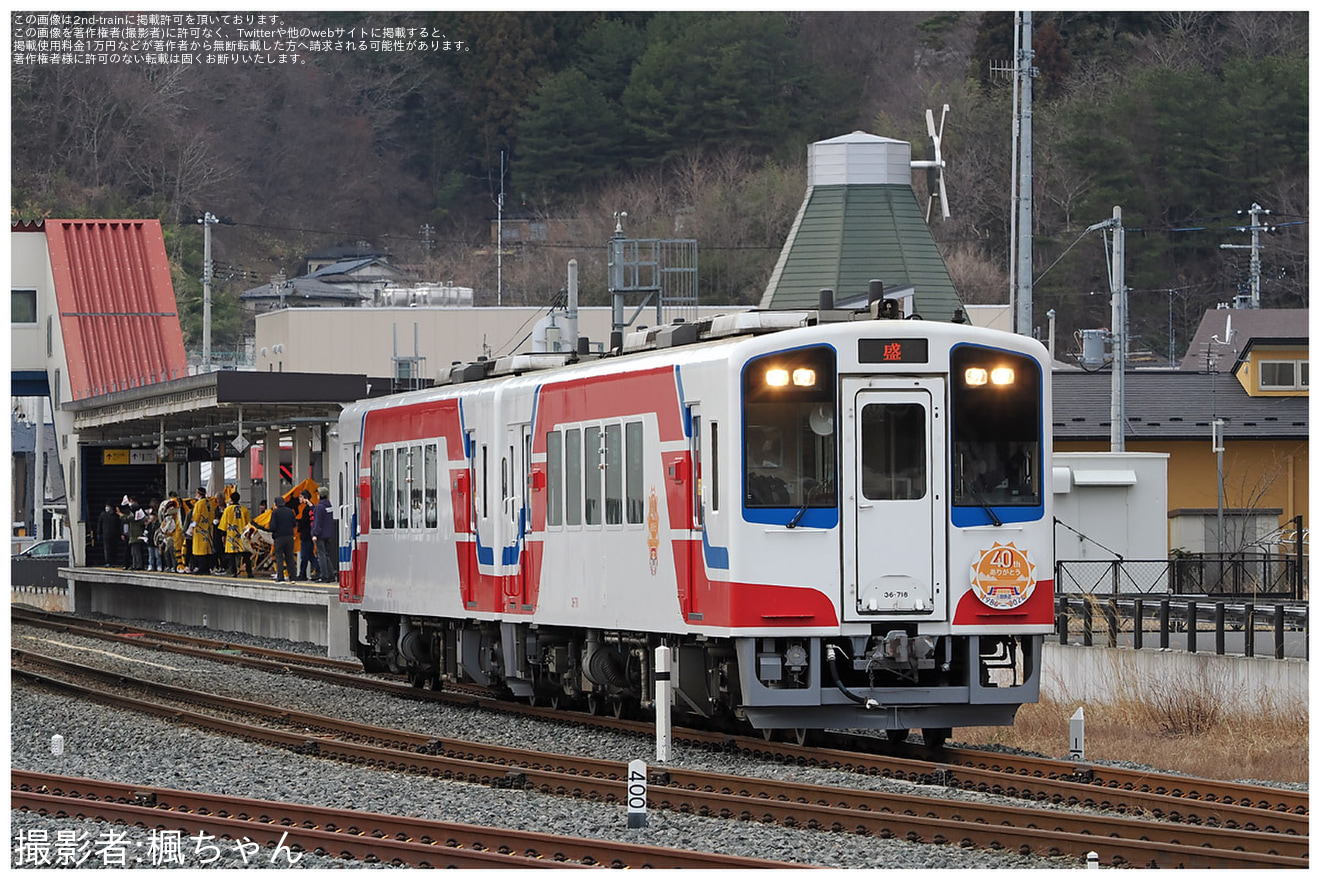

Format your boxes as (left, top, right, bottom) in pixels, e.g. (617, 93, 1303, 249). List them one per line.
(514, 69, 625, 199)
(621, 13, 843, 167)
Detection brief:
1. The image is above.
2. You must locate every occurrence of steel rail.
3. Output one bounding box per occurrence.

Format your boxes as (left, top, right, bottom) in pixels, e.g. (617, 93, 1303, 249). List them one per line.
(14, 615, 1306, 830)
(13, 657, 1306, 869)
(12, 770, 788, 868)
(927, 742, 1308, 815)
(12, 607, 364, 672)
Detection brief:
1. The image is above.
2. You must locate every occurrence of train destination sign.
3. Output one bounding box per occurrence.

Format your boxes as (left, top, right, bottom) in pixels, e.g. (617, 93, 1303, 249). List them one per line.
(858, 338, 929, 364)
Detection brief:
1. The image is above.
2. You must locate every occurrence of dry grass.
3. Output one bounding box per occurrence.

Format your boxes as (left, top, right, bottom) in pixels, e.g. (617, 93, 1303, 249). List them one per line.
(975, 692, 1309, 785)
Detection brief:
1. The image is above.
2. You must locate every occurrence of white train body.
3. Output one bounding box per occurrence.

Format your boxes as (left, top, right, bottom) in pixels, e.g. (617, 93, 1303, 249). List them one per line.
(331, 312, 1053, 737)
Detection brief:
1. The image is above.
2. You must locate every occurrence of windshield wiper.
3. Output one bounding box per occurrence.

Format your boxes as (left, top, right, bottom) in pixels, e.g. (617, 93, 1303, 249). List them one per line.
(786, 482, 828, 529)
(967, 483, 1003, 527)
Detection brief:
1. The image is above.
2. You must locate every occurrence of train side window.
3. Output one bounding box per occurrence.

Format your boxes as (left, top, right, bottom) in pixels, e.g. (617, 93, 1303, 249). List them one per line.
(481, 445, 489, 520)
(397, 447, 410, 529)
(409, 444, 423, 527)
(605, 423, 623, 525)
(625, 421, 643, 524)
(584, 426, 602, 525)
(565, 428, 582, 526)
(424, 444, 438, 529)
(710, 422, 719, 513)
(546, 431, 563, 527)
(370, 450, 382, 530)
(691, 414, 703, 527)
(382, 448, 395, 529)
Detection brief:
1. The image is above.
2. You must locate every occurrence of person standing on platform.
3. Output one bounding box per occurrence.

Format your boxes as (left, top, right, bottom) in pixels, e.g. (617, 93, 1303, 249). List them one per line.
(190, 487, 217, 574)
(144, 507, 161, 572)
(312, 487, 336, 584)
(123, 498, 147, 571)
(220, 492, 254, 577)
(295, 490, 318, 581)
(158, 493, 183, 573)
(97, 502, 120, 567)
(269, 496, 298, 582)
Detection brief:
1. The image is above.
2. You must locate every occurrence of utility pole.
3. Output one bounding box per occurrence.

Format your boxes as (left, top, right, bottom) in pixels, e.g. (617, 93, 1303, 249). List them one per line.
(1085, 206, 1126, 451)
(1013, 10, 1035, 337)
(198, 211, 218, 371)
(1219, 202, 1272, 309)
(495, 151, 505, 306)
(1109, 205, 1126, 452)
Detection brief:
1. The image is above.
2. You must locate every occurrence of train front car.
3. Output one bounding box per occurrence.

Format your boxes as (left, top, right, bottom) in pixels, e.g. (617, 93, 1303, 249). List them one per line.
(724, 321, 1052, 745)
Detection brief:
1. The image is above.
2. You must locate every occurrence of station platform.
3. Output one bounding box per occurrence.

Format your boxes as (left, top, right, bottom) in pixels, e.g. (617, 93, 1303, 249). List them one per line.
(33, 565, 355, 659)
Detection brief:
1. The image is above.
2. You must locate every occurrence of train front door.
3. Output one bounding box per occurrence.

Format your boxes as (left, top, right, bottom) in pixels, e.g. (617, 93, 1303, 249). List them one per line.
(842, 379, 944, 620)
(343, 441, 365, 602)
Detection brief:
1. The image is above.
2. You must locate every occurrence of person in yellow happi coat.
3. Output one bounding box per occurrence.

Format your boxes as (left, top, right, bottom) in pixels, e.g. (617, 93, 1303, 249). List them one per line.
(219, 491, 254, 577)
(190, 487, 218, 574)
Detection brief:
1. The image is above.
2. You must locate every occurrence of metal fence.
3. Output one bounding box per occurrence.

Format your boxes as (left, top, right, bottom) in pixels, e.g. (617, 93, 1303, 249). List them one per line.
(1054, 594, 1308, 660)
(1055, 553, 1306, 602)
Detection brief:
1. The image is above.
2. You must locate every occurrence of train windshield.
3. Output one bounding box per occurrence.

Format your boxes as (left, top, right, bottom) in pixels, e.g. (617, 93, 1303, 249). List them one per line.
(742, 346, 837, 510)
(950, 345, 1041, 508)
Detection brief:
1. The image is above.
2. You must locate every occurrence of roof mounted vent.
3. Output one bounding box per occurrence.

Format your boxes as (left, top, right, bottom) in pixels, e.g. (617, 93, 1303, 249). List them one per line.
(492, 352, 572, 377)
(706, 311, 810, 340)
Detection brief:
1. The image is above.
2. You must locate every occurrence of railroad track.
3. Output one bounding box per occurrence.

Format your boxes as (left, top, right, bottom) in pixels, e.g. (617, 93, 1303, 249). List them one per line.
(12, 651, 1307, 869)
(11, 769, 787, 869)
(14, 608, 1307, 829)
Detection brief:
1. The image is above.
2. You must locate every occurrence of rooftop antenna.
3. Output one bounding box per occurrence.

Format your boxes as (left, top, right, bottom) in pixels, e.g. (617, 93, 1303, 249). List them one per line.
(910, 104, 950, 221)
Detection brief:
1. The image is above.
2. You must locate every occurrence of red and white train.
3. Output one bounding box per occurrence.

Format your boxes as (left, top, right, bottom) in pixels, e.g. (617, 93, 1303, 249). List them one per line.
(331, 310, 1053, 744)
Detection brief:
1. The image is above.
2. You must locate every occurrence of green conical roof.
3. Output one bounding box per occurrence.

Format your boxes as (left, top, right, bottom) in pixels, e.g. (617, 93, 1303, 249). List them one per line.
(761, 184, 963, 320)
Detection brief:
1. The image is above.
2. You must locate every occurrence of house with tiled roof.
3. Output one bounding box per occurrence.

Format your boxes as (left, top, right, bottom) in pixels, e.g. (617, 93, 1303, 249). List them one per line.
(1179, 307, 1308, 376)
(240, 255, 408, 313)
(1053, 359, 1308, 553)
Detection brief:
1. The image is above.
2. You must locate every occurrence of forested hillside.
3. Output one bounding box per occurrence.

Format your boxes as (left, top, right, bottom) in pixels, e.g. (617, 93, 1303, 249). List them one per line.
(11, 11, 1307, 362)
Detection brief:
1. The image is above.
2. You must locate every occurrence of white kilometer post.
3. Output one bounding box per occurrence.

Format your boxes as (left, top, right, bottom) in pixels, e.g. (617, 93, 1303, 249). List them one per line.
(655, 646, 672, 762)
(1070, 706, 1086, 761)
(626, 759, 648, 829)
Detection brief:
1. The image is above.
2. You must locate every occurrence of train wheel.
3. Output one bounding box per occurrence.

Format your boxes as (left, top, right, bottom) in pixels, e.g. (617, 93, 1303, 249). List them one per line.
(760, 728, 776, 741)
(792, 728, 813, 747)
(408, 668, 428, 689)
(586, 694, 603, 716)
(610, 696, 627, 719)
(886, 728, 910, 745)
(922, 727, 951, 749)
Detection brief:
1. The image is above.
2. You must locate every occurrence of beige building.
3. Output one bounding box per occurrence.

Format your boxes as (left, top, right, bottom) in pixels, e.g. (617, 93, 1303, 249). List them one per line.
(252, 305, 753, 380)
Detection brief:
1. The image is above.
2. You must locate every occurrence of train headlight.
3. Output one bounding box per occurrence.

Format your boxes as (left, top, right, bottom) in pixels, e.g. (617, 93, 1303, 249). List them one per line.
(991, 367, 1016, 385)
(792, 368, 816, 387)
(765, 368, 790, 387)
(964, 367, 988, 386)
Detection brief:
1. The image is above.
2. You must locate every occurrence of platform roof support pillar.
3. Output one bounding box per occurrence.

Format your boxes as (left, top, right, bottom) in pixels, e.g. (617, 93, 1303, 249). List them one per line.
(293, 426, 312, 489)
(237, 443, 253, 510)
(264, 430, 282, 509)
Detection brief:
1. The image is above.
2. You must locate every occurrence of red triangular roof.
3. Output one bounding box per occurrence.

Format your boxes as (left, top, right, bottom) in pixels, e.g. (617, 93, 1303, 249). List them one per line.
(42, 219, 188, 400)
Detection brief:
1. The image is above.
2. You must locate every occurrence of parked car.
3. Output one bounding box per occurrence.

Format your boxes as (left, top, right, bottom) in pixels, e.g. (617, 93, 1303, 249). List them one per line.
(12, 539, 70, 590)
(14, 539, 69, 560)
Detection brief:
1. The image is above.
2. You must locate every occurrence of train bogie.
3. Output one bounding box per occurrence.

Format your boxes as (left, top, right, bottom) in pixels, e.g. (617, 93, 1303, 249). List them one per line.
(334, 311, 1053, 736)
